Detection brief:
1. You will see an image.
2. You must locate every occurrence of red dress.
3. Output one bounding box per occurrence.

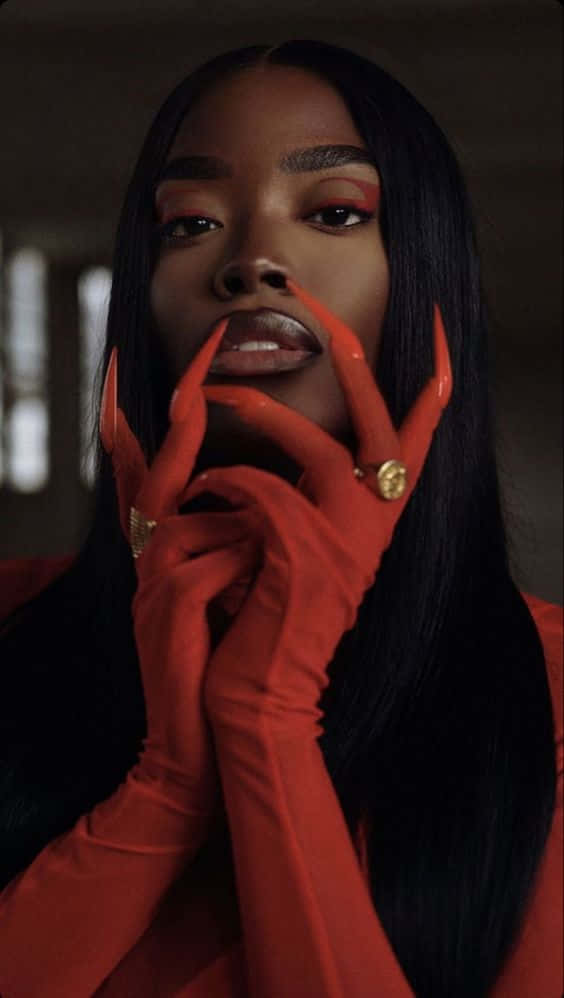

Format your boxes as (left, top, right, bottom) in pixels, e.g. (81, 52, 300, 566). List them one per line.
(0, 557, 562, 997)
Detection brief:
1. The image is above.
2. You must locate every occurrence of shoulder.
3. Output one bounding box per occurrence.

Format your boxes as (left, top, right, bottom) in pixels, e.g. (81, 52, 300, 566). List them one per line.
(0, 555, 76, 623)
(521, 591, 563, 778)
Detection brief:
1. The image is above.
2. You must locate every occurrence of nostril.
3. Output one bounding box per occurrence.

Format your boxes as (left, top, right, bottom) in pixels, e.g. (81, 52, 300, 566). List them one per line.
(264, 272, 287, 289)
(224, 273, 245, 295)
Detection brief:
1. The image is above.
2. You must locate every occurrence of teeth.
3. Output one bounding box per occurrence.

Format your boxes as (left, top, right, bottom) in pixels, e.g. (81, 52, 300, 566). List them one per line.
(235, 341, 281, 352)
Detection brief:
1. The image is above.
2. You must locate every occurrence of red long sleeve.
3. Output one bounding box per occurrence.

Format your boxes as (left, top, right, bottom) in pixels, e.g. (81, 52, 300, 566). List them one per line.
(207, 592, 562, 998)
(0, 759, 215, 997)
(1, 560, 561, 996)
(209, 713, 413, 998)
(0, 558, 219, 997)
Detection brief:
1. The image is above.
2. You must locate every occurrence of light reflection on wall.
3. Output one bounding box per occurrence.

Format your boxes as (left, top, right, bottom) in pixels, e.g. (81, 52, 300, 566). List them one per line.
(4, 248, 48, 492)
(78, 267, 111, 487)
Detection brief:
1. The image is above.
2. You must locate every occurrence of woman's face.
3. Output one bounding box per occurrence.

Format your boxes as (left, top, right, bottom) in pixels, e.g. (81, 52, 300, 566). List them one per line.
(150, 64, 389, 485)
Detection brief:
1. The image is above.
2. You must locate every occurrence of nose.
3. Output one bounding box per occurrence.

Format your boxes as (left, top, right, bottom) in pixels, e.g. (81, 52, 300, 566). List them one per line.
(213, 256, 291, 300)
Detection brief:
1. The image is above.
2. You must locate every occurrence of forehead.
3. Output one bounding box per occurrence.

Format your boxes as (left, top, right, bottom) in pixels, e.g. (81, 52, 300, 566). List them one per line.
(168, 65, 364, 163)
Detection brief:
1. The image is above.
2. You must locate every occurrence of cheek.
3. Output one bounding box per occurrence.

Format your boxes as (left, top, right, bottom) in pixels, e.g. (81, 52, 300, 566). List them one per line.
(150, 257, 186, 329)
(149, 260, 193, 381)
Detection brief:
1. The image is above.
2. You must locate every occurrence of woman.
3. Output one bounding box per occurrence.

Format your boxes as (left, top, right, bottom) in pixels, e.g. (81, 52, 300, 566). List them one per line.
(0, 39, 561, 998)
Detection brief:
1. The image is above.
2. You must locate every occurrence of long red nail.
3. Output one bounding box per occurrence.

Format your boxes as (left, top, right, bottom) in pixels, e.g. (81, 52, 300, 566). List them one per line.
(169, 319, 229, 423)
(433, 305, 453, 406)
(100, 347, 117, 454)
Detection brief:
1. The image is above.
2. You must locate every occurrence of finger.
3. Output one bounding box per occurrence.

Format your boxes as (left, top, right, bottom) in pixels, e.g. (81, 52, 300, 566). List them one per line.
(158, 537, 258, 611)
(432, 303, 453, 406)
(188, 538, 258, 609)
(100, 348, 148, 535)
(99, 347, 118, 454)
(183, 463, 323, 549)
(285, 278, 400, 470)
(169, 319, 229, 422)
(113, 410, 149, 536)
(184, 464, 280, 513)
(201, 384, 354, 514)
(135, 392, 206, 519)
(214, 570, 258, 618)
(135, 319, 228, 519)
(398, 304, 453, 478)
(138, 509, 255, 578)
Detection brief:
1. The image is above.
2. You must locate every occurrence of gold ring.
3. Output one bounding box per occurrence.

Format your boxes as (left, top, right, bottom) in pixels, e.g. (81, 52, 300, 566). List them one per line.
(129, 506, 158, 559)
(353, 459, 407, 500)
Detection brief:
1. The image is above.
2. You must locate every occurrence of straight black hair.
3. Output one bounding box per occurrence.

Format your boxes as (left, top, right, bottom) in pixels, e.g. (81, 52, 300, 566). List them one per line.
(0, 40, 557, 997)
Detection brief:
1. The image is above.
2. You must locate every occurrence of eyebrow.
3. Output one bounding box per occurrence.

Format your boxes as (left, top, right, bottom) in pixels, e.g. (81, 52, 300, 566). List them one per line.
(156, 144, 377, 185)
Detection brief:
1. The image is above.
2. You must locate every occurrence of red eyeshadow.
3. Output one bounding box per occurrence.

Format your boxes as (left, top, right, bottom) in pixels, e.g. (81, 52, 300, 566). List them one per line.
(156, 197, 200, 224)
(329, 177, 381, 213)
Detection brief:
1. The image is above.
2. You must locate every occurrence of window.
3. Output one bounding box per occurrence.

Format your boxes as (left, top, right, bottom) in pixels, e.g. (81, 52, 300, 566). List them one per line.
(0, 248, 111, 494)
(2, 248, 48, 492)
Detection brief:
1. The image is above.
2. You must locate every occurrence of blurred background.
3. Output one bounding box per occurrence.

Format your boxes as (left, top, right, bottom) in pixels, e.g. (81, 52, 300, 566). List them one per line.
(0, 0, 561, 602)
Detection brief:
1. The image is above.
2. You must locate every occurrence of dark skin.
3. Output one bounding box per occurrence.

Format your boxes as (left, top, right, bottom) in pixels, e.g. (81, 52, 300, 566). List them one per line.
(150, 64, 389, 510)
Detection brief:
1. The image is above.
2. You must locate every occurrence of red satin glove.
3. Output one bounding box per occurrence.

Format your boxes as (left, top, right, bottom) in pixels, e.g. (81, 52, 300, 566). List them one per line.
(100, 321, 259, 810)
(0, 321, 260, 998)
(179, 280, 452, 734)
(176, 281, 453, 998)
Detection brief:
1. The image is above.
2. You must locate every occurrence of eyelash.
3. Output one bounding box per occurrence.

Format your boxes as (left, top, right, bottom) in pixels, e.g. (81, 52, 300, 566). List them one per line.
(156, 203, 375, 244)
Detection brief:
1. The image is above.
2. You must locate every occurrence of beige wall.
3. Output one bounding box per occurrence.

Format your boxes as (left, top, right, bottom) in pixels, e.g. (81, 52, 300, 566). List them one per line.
(0, 1, 561, 602)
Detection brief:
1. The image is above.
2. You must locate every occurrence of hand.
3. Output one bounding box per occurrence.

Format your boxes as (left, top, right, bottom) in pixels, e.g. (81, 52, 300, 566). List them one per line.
(180, 281, 453, 734)
(99, 320, 260, 810)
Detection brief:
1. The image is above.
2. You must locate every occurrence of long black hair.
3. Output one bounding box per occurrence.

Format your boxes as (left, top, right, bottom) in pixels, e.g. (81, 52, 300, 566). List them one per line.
(0, 40, 557, 997)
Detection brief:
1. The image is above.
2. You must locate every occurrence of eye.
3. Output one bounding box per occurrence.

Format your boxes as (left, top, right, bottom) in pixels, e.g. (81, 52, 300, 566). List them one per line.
(155, 202, 375, 247)
(157, 215, 220, 243)
(307, 203, 374, 231)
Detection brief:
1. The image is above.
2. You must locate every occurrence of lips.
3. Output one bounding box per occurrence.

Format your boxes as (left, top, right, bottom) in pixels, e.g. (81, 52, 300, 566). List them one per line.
(216, 309, 323, 354)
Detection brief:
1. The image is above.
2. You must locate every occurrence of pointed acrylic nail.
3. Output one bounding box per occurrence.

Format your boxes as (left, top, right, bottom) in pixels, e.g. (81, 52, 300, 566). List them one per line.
(432, 305, 453, 405)
(169, 319, 229, 423)
(100, 347, 118, 454)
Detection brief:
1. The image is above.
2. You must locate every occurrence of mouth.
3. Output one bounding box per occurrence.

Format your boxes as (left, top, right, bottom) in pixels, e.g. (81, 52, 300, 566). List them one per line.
(208, 307, 323, 377)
